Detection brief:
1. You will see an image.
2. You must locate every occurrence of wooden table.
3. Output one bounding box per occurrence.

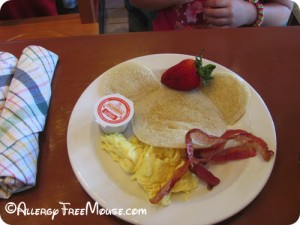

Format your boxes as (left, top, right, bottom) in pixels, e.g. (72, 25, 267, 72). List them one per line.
(0, 0, 100, 41)
(0, 27, 299, 225)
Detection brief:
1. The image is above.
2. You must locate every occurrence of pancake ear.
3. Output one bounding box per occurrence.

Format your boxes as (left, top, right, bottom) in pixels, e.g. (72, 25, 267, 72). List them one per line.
(202, 72, 250, 125)
(102, 61, 161, 102)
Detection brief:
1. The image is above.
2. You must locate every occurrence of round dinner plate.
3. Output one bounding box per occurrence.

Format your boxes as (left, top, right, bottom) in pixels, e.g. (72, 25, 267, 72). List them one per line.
(67, 54, 276, 225)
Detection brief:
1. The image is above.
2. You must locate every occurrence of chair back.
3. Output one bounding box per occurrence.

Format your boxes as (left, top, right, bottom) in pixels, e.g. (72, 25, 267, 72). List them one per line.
(0, 0, 100, 41)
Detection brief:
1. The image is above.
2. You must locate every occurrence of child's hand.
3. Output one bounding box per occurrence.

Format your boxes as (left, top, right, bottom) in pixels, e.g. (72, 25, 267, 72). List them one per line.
(203, 0, 257, 28)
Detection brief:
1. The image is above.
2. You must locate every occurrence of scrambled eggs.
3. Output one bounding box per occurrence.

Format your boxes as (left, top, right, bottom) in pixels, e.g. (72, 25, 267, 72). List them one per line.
(100, 133, 198, 206)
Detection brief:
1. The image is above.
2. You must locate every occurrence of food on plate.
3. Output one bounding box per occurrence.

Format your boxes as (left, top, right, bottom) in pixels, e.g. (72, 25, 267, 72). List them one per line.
(102, 61, 161, 102)
(94, 94, 134, 134)
(97, 54, 272, 205)
(161, 50, 216, 91)
(132, 88, 227, 148)
(100, 128, 274, 205)
(150, 128, 274, 204)
(202, 73, 250, 125)
(100, 133, 198, 206)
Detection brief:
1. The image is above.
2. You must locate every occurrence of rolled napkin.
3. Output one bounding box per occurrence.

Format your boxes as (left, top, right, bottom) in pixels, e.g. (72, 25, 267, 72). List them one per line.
(0, 46, 58, 199)
(0, 52, 18, 112)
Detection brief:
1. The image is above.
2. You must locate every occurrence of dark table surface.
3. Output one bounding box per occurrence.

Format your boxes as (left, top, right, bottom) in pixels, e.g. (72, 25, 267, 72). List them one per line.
(0, 27, 299, 225)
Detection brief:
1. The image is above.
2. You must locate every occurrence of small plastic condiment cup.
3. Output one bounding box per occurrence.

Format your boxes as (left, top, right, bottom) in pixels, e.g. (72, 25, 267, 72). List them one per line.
(94, 93, 134, 134)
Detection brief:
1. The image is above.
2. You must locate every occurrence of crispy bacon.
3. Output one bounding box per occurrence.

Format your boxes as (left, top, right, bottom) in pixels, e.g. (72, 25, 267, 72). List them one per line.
(210, 144, 257, 163)
(187, 129, 274, 162)
(190, 163, 220, 187)
(229, 132, 274, 161)
(193, 142, 226, 160)
(187, 128, 226, 148)
(150, 128, 274, 204)
(150, 160, 190, 204)
(186, 128, 226, 165)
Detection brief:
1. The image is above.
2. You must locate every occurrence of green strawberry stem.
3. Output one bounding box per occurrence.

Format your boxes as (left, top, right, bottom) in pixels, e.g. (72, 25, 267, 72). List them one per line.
(195, 49, 216, 86)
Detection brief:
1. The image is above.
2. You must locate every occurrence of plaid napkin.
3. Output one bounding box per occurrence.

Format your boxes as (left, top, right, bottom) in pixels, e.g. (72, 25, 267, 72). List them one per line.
(0, 52, 18, 112)
(0, 46, 58, 199)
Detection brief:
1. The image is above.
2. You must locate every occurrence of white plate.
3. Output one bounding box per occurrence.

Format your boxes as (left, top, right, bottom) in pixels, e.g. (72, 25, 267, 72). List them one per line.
(67, 54, 276, 225)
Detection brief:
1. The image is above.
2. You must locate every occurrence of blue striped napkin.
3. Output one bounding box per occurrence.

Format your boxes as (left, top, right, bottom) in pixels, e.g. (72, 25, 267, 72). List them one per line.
(0, 46, 58, 199)
(0, 52, 18, 112)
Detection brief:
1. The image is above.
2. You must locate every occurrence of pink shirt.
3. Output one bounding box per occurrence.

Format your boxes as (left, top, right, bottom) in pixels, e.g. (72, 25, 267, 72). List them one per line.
(0, 0, 57, 21)
(153, 0, 207, 31)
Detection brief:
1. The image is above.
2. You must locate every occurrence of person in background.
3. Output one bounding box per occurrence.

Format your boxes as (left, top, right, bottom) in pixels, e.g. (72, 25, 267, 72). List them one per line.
(129, 0, 293, 31)
(0, 0, 57, 20)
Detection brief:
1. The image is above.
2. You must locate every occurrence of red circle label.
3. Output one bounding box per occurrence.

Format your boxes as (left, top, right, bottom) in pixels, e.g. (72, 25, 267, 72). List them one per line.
(97, 97, 131, 124)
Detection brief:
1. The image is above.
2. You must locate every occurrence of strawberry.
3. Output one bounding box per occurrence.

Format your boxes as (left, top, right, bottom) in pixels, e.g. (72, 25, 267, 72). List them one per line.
(161, 50, 216, 91)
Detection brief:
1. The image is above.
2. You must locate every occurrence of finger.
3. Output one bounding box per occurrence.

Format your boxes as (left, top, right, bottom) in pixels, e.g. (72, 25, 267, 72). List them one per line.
(203, 7, 231, 18)
(205, 16, 232, 26)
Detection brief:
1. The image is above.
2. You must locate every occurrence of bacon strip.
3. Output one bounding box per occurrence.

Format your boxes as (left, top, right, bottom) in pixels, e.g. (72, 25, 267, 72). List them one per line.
(194, 142, 226, 160)
(187, 128, 226, 148)
(210, 144, 257, 163)
(186, 128, 226, 165)
(230, 132, 274, 161)
(185, 128, 274, 189)
(190, 163, 220, 187)
(150, 128, 274, 204)
(150, 160, 190, 204)
(187, 129, 274, 162)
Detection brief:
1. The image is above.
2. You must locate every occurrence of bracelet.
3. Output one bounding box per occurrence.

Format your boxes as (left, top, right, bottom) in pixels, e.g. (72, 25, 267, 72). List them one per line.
(248, 0, 264, 27)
